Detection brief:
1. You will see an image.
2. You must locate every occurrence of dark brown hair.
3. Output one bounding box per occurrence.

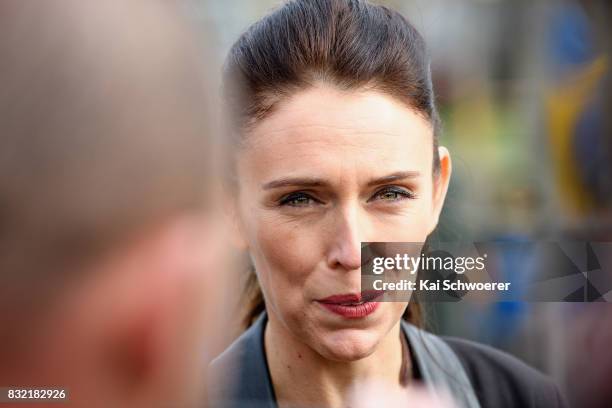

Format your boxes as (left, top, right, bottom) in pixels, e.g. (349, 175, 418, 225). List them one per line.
(223, 0, 440, 330)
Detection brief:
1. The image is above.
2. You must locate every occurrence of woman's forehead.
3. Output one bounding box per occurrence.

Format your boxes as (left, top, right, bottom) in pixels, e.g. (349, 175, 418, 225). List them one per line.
(246, 85, 432, 145)
(238, 85, 434, 181)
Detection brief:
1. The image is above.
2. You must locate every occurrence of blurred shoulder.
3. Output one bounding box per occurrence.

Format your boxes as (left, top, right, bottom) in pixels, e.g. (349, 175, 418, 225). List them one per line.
(442, 336, 568, 408)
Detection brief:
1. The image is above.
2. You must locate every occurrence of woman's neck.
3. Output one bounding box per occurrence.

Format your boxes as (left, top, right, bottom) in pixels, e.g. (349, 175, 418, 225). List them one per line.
(265, 315, 406, 408)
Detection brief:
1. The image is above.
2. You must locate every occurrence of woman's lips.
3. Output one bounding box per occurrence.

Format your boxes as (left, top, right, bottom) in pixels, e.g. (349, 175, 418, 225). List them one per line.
(316, 290, 384, 319)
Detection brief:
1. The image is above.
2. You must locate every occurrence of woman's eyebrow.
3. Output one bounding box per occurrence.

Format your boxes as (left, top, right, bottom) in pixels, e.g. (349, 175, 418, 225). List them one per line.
(262, 177, 327, 190)
(366, 171, 421, 187)
(262, 172, 420, 190)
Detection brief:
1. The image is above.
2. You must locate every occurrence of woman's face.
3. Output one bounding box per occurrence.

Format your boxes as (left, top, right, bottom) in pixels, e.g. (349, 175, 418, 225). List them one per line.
(234, 84, 450, 361)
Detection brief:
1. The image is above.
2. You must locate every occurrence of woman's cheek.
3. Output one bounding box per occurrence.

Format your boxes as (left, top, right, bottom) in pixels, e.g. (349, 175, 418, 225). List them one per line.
(253, 218, 320, 301)
(372, 207, 433, 243)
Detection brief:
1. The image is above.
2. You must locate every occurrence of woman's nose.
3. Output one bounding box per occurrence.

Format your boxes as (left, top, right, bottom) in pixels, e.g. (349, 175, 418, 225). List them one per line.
(326, 205, 367, 271)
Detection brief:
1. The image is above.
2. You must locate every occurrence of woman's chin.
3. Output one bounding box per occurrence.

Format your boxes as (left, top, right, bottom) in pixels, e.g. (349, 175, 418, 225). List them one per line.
(313, 328, 382, 362)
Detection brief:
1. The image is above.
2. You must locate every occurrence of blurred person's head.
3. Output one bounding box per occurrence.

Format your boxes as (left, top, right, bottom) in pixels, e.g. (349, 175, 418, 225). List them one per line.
(223, 0, 451, 362)
(0, 1, 222, 406)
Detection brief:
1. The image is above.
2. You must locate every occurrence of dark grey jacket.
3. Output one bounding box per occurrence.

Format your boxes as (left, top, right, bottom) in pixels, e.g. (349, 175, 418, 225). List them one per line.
(208, 313, 568, 408)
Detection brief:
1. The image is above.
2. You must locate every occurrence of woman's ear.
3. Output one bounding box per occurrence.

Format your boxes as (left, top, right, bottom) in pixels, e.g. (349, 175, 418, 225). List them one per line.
(428, 146, 452, 234)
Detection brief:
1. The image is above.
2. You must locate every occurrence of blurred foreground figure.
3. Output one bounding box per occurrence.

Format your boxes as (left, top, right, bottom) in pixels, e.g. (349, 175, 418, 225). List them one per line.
(348, 383, 457, 408)
(0, 1, 222, 407)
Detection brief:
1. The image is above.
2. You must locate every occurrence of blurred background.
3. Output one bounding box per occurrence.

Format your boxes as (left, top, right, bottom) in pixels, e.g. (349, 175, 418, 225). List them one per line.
(184, 0, 612, 406)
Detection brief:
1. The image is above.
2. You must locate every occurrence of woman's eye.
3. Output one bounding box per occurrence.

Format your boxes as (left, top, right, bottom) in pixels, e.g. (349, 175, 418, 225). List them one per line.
(279, 192, 317, 207)
(371, 187, 416, 202)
